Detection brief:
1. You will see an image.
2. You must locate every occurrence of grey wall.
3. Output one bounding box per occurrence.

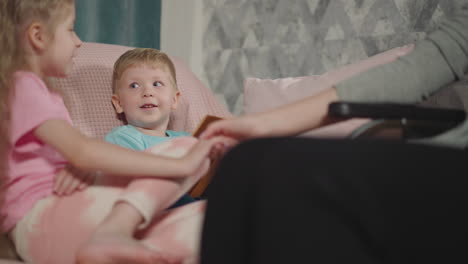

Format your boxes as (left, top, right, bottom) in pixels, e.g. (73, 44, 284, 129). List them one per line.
(201, 0, 466, 113)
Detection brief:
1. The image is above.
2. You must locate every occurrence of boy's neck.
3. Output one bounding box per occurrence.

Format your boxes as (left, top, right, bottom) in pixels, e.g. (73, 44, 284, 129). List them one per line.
(132, 125, 168, 137)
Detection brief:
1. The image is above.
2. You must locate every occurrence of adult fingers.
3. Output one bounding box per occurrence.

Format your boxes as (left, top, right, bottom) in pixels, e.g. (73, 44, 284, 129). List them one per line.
(199, 119, 235, 139)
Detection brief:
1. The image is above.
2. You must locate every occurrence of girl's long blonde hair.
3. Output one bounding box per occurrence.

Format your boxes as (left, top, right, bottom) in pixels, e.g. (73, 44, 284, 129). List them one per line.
(0, 0, 74, 183)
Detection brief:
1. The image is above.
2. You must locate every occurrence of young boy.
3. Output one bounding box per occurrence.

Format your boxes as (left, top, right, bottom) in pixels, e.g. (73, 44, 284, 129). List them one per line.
(106, 48, 195, 207)
(76, 49, 227, 263)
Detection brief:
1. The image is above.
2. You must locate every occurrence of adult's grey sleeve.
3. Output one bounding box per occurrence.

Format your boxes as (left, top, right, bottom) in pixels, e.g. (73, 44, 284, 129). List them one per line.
(335, 5, 468, 103)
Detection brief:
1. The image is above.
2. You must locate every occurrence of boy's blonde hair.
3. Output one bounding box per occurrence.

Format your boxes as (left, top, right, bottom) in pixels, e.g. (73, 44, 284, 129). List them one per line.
(0, 0, 74, 182)
(112, 48, 177, 93)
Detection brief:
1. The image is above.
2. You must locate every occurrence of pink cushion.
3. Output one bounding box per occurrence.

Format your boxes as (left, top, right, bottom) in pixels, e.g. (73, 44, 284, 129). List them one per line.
(52, 42, 231, 139)
(243, 44, 415, 138)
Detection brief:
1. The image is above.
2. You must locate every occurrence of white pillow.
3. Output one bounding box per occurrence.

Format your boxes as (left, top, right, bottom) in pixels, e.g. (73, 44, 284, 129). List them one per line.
(243, 44, 415, 138)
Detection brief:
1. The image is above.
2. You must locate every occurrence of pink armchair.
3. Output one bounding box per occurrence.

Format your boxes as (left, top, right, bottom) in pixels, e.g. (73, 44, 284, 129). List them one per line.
(0, 42, 232, 261)
(55, 42, 231, 138)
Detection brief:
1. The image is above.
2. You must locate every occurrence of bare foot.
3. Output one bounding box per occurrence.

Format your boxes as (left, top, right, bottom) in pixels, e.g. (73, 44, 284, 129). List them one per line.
(76, 232, 167, 264)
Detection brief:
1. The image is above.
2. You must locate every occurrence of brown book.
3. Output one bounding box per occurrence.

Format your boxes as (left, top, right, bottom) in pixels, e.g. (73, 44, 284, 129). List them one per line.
(188, 115, 224, 197)
(191, 115, 224, 138)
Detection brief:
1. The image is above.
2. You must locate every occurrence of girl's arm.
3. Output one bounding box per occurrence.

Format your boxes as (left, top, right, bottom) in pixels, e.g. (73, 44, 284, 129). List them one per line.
(34, 119, 216, 178)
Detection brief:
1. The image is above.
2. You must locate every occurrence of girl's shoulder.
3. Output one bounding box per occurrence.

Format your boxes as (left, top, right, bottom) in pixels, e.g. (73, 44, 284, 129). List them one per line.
(15, 71, 43, 82)
(14, 71, 48, 92)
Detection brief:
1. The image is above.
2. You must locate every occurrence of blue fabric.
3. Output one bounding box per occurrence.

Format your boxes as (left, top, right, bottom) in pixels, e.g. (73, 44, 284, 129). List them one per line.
(75, 0, 161, 49)
(105, 125, 196, 207)
(106, 125, 190, 151)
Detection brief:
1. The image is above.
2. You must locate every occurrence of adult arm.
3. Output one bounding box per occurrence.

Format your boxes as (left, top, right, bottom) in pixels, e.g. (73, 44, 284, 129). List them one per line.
(200, 88, 339, 140)
(202, 5, 468, 140)
(336, 5, 468, 103)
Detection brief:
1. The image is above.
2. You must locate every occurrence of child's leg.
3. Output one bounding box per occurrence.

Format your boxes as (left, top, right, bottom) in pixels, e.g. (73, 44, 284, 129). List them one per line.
(138, 200, 206, 264)
(12, 137, 207, 264)
(77, 137, 209, 264)
(77, 201, 206, 264)
(11, 185, 126, 264)
(116, 137, 206, 228)
(75, 202, 165, 264)
(11, 182, 180, 264)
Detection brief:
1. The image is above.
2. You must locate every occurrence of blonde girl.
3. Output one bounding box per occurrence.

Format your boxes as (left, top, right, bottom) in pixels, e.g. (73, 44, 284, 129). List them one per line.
(0, 1, 228, 263)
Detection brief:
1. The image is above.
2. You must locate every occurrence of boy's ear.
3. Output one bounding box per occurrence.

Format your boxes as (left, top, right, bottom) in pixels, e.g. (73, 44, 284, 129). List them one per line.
(171, 91, 181, 110)
(111, 94, 124, 113)
(27, 22, 48, 52)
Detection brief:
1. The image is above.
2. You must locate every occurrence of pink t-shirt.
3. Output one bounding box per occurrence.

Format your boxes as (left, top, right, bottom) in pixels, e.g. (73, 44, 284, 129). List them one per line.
(1, 71, 72, 232)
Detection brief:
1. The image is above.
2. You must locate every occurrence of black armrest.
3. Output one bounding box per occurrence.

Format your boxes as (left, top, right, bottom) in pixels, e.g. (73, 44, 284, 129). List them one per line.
(328, 102, 465, 122)
(328, 102, 466, 139)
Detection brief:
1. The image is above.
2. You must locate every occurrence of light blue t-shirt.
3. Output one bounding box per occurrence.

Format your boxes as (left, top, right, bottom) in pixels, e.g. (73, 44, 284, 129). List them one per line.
(105, 125, 197, 206)
(105, 124, 190, 151)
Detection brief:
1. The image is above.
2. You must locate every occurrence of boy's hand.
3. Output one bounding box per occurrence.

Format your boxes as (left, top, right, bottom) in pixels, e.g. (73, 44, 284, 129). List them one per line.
(53, 165, 95, 196)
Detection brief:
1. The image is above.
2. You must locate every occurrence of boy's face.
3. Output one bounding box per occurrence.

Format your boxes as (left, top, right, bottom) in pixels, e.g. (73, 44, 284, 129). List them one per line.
(112, 65, 180, 131)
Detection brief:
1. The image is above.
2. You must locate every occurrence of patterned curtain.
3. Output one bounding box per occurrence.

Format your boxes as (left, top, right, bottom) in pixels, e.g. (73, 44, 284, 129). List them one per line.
(75, 0, 161, 49)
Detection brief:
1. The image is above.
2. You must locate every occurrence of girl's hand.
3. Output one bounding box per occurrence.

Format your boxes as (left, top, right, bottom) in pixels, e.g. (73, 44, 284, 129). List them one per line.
(53, 165, 95, 196)
(181, 136, 235, 175)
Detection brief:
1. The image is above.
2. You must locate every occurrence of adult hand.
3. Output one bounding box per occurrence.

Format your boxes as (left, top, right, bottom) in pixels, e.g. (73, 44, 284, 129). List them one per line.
(53, 165, 95, 196)
(207, 136, 236, 160)
(181, 136, 235, 176)
(199, 115, 266, 141)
